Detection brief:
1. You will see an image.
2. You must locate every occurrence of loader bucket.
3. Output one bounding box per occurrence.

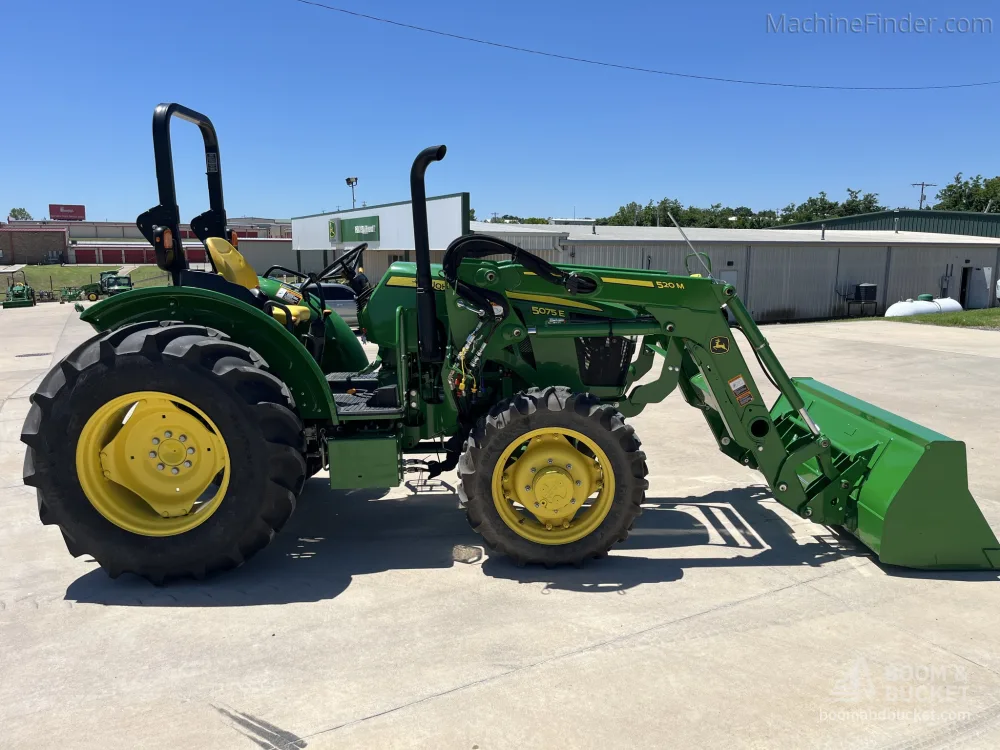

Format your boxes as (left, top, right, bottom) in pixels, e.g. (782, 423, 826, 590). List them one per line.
(771, 378, 1000, 571)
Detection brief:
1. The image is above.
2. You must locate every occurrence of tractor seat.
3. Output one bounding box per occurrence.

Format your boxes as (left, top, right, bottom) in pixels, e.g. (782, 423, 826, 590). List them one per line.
(204, 237, 311, 327)
(269, 305, 311, 325)
(205, 237, 259, 290)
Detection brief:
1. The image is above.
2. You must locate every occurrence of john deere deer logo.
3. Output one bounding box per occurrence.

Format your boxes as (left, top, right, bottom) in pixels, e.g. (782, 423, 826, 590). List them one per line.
(710, 336, 730, 354)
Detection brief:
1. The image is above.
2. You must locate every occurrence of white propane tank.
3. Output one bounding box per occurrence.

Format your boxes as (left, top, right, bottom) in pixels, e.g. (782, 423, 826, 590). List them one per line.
(885, 296, 963, 317)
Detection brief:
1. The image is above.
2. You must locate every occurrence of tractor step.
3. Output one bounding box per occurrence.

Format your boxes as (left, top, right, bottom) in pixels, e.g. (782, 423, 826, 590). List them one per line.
(333, 390, 402, 418)
(325, 371, 380, 392)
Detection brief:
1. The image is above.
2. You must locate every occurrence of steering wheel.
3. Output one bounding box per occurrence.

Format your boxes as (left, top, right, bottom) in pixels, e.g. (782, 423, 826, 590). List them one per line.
(317, 243, 367, 283)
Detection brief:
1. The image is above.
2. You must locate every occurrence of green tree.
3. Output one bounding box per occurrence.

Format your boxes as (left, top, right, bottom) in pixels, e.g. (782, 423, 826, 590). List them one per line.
(8, 207, 32, 220)
(779, 192, 841, 223)
(521, 217, 550, 224)
(468, 208, 477, 222)
(933, 174, 1000, 212)
(839, 188, 885, 216)
(489, 213, 523, 224)
(592, 187, 881, 228)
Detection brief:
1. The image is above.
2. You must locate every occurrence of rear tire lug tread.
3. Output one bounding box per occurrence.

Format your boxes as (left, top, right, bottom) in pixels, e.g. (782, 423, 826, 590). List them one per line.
(20, 323, 306, 584)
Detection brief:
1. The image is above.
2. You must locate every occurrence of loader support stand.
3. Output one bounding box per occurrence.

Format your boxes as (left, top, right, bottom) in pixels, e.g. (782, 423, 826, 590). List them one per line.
(618, 338, 682, 418)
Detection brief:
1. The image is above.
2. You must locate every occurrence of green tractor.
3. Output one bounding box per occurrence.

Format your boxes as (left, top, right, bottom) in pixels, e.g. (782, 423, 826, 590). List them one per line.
(82, 271, 133, 302)
(105, 274, 133, 296)
(3, 270, 37, 309)
(21, 103, 1000, 582)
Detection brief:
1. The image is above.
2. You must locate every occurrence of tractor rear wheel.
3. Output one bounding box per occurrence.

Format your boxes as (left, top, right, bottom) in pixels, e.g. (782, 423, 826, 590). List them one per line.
(459, 387, 647, 566)
(21, 322, 306, 583)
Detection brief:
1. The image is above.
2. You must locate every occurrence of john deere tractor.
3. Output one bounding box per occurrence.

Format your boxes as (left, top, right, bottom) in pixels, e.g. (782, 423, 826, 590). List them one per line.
(21, 104, 1000, 582)
(3, 271, 36, 309)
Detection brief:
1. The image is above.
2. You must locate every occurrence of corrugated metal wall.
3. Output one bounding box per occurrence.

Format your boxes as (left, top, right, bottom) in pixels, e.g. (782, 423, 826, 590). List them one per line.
(884, 245, 998, 307)
(745, 246, 841, 321)
(562, 240, 998, 319)
(345, 235, 998, 321)
(478, 231, 562, 252)
(567, 243, 745, 274)
(779, 210, 1000, 238)
(834, 246, 889, 313)
(239, 239, 293, 275)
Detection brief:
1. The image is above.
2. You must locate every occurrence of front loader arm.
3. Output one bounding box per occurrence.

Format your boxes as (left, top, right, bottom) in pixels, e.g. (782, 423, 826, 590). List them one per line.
(461, 261, 998, 570)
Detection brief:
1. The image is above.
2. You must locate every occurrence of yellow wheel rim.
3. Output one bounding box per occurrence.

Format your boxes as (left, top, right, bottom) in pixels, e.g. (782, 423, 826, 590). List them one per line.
(75, 391, 230, 536)
(491, 427, 616, 545)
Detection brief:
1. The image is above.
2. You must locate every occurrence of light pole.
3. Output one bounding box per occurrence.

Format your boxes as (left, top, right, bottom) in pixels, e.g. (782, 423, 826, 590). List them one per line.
(345, 177, 358, 209)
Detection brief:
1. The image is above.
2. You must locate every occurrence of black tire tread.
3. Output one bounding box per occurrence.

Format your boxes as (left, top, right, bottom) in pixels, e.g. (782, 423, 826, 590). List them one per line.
(459, 386, 648, 566)
(21, 322, 306, 582)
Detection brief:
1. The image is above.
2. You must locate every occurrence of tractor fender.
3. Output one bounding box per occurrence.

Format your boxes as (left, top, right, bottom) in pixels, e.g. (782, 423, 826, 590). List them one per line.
(79, 286, 337, 421)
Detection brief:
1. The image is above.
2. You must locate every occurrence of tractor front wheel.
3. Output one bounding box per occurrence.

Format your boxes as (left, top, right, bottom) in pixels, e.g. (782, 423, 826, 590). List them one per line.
(459, 387, 647, 566)
(21, 322, 306, 583)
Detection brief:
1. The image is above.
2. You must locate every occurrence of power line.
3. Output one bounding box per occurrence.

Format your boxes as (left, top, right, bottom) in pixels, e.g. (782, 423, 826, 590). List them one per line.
(288, 0, 1000, 91)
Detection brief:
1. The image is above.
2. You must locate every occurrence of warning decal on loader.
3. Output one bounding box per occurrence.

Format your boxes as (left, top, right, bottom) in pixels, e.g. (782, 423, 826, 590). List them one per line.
(728, 375, 754, 407)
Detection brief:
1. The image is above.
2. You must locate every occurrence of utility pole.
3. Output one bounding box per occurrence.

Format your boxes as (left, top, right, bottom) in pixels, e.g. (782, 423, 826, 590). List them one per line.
(911, 182, 937, 210)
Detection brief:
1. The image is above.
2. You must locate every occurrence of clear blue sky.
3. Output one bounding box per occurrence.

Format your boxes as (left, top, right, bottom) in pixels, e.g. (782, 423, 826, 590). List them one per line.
(2, 0, 997, 222)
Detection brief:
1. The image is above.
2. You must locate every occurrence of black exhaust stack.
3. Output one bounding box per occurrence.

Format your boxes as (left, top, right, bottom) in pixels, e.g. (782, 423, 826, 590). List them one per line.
(410, 145, 447, 363)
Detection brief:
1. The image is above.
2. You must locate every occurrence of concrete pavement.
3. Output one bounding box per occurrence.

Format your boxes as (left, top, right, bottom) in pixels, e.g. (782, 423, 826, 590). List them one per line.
(1, 303, 999, 749)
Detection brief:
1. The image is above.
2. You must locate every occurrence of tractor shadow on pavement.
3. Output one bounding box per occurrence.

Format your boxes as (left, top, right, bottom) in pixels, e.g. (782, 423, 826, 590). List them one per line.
(67, 482, 967, 607)
(65, 478, 482, 607)
(479, 485, 870, 593)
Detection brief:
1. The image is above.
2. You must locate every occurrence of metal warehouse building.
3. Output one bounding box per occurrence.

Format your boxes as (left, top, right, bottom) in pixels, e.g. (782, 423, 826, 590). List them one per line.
(779, 209, 1000, 238)
(291, 194, 469, 280)
(291, 198, 998, 323)
(471, 223, 999, 322)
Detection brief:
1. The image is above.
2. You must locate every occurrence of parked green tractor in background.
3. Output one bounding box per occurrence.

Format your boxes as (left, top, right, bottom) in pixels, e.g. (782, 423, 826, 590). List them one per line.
(3, 271, 36, 309)
(82, 271, 134, 302)
(20, 103, 1000, 582)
